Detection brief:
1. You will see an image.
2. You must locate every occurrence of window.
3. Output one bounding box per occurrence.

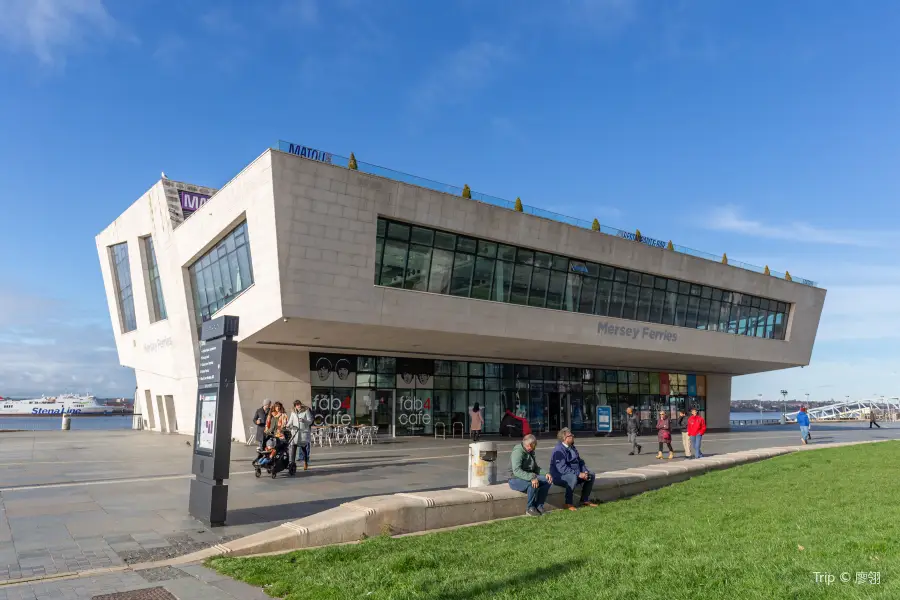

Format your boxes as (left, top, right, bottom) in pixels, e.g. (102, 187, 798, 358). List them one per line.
(142, 237, 167, 322)
(373, 217, 789, 341)
(189, 221, 253, 324)
(109, 242, 136, 332)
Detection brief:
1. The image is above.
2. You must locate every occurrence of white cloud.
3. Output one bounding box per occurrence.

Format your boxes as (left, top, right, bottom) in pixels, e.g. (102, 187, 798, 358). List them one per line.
(814, 285, 900, 342)
(707, 205, 895, 248)
(410, 40, 511, 115)
(0, 0, 122, 64)
(734, 357, 900, 402)
(0, 290, 134, 397)
(560, 0, 638, 35)
(277, 0, 318, 26)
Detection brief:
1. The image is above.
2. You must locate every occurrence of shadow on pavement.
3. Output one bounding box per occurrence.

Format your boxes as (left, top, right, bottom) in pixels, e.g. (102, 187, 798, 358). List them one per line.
(225, 483, 457, 527)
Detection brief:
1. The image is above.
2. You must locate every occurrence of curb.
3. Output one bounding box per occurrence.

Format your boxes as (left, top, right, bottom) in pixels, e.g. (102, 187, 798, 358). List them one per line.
(186, 439, 883, 560)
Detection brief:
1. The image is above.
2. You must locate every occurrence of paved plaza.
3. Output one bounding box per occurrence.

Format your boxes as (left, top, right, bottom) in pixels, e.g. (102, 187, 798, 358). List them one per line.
(1, 423, 897, 598)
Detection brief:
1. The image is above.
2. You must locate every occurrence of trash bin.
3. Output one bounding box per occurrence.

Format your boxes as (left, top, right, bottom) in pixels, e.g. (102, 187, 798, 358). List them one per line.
(61, 414, 71, 431)
(468, 441, 498, 487)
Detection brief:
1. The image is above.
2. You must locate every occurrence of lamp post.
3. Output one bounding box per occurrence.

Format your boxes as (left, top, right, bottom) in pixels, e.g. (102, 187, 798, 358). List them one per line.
(780, 389, 788, 424)
(758, 393, 763, 422)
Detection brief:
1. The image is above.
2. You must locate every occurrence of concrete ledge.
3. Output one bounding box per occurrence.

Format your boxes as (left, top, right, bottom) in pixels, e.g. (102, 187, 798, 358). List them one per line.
(192, 440, 888, 559)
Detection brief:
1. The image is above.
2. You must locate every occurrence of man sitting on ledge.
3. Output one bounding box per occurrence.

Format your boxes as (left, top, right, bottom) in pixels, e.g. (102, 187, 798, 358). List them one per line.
(550, 428, 598, 511)
(508, 434, 553, 517)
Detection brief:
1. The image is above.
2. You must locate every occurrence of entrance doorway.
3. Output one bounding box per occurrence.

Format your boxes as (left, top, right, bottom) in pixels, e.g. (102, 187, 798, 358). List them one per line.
(547, 392, 569, 431)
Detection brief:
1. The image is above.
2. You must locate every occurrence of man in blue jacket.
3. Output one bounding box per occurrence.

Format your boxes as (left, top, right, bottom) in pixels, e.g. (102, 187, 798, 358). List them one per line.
(797, 406, 811, 444)
(550, 428, 598, 510)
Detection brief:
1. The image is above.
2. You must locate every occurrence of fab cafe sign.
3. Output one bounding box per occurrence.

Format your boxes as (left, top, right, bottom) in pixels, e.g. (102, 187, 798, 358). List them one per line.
(311, 355, 354, 426)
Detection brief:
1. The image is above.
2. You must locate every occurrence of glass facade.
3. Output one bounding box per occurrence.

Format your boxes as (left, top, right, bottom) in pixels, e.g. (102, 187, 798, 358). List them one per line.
(189, 222, 254, 324)
(143, 237, 167, 322)
(310, 353, 706, 436)
(109, 242, 137, 333)
(375, 218, 789, 340)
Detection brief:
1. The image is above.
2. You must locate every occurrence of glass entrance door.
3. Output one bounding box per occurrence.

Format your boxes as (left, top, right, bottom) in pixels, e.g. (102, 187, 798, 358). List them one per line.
(373, 389, 393, 435)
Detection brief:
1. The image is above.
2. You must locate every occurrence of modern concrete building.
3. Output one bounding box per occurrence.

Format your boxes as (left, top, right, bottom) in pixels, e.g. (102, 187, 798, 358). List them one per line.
(96, 143, 826, 441)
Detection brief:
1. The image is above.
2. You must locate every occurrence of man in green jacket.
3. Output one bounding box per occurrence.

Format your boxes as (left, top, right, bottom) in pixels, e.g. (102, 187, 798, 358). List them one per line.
(508, 434, 553, 517)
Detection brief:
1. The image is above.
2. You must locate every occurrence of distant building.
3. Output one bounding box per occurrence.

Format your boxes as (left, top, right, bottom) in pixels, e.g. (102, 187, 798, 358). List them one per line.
(96, 145, 826, 440)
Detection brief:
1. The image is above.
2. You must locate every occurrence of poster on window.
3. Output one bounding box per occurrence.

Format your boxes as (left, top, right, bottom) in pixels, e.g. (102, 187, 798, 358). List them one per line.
(197, 393, 217, 451)
(596, 405, 612, 433)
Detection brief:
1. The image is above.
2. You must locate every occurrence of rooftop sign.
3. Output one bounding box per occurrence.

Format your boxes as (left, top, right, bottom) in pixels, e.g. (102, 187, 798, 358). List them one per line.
(179, 190, 211, 216)
(283, 140, 333, 165)
(618, 231, 666, 249)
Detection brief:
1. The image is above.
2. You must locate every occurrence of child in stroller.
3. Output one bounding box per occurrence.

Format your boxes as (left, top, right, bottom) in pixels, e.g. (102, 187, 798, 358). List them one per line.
(253, 431, 295, 478)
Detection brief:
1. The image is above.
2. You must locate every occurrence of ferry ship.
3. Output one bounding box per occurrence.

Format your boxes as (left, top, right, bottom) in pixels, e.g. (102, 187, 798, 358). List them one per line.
(0, 394, 119, 416)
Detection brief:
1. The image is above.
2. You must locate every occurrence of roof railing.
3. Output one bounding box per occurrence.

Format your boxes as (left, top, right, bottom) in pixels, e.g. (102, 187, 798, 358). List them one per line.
(274, 140, 818, 287)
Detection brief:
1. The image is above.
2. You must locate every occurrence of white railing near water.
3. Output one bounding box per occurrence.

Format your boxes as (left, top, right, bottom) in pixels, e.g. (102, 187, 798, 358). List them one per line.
(784, 397, 900, 423)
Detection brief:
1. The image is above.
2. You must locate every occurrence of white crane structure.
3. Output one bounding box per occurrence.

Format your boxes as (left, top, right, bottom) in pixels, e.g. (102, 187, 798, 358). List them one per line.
(784, 397, 900, 423)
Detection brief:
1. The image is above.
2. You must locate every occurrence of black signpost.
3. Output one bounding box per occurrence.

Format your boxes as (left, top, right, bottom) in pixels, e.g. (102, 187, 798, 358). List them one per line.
(189, 315, 239, 527)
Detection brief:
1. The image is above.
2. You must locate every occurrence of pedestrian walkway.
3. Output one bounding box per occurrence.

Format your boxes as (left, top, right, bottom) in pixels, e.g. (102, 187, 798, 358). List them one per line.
(1, 424, 896, 598)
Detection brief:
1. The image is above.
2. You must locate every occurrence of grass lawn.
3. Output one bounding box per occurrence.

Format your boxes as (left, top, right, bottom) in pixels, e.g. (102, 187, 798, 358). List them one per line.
(209, 442, 900, 599)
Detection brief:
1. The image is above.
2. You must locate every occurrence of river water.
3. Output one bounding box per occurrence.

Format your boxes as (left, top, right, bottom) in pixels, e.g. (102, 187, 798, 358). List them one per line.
(0, 415, 136, 431)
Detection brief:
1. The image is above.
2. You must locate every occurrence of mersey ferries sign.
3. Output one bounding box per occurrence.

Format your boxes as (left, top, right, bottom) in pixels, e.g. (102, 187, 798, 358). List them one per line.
(597, 321, 678, 343)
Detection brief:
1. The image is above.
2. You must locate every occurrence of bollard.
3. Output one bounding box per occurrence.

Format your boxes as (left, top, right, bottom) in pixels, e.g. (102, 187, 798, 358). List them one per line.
(468, 441, 498, 487)
(61, 414, 71, 431)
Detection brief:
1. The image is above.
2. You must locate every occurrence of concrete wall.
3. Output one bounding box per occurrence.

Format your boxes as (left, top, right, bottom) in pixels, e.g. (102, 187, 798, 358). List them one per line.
(96, 154, 284, 438)
(705, 373, 733, 430)
(265, 150, 825, 375)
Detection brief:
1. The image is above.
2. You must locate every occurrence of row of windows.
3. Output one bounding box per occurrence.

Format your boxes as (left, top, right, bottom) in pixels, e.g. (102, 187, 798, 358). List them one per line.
(189, 221, 254, 324)
(109, 243, 137, 333)
(310, 353, 707, 435)
(109, 222, 256, 334)
(375, 218, 789, 340)
(144, 237, 167, 322)
(313, 355, 706, 395)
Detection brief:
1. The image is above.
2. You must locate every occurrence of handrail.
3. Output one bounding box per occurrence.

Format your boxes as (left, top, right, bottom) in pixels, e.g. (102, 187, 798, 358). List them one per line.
(274, 140, 818, 287)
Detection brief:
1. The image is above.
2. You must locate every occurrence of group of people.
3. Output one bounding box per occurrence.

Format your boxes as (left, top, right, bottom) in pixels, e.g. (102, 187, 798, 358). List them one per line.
(624, 405, 707, 459)
(507, 407, 707, 516)
(509, 428, 598, 516)
(252, 398, 314, 471)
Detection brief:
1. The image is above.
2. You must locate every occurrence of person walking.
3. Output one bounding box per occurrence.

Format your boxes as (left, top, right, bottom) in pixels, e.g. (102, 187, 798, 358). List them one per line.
(676, 409, 691, 458)
(252, 399, 271, 451)
(626, 407, 642, 455)
(287, 400, 313, 472)
(687, 407, 706, 458)
(869, 408, 881, 429)
(797, 406, 811, 444)
(656, 410, 675, 460)
(265, 401, 288, 441)
(470, 403, 484, 442)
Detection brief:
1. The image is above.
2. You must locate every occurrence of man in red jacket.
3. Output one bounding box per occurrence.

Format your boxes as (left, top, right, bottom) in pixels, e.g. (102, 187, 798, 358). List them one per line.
(687, 406, 706, 459)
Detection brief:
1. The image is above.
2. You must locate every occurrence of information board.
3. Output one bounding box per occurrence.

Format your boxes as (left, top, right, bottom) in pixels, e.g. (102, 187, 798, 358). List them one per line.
(596, 405, 612, 433)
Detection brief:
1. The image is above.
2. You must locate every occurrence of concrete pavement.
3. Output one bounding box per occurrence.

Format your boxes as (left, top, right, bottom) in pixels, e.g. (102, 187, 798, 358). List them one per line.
(1, 422, 896, 598)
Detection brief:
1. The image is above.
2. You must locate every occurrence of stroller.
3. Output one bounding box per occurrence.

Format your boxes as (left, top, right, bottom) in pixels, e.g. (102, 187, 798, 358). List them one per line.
(253, 430, 295, 478)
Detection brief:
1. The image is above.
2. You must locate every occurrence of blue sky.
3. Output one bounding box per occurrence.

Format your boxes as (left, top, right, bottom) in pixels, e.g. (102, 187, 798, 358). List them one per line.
(0, 0, 898, 401)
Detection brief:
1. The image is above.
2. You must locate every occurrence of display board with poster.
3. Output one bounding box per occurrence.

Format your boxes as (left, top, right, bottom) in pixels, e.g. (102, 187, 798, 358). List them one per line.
(596, 405, 612, 433)
(195, 392, 218, 454)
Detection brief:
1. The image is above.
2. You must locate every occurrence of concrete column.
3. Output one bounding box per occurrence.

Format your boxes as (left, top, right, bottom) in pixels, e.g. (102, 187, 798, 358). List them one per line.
(705, 374, 732, 430)
(232, 348, 312, 443)
(144, 389, 157, 430)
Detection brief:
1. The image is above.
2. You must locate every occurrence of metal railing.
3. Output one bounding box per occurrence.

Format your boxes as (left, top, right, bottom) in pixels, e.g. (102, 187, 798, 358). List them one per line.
(730, 418, 783, 427)
(273, 140, 817, 287)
